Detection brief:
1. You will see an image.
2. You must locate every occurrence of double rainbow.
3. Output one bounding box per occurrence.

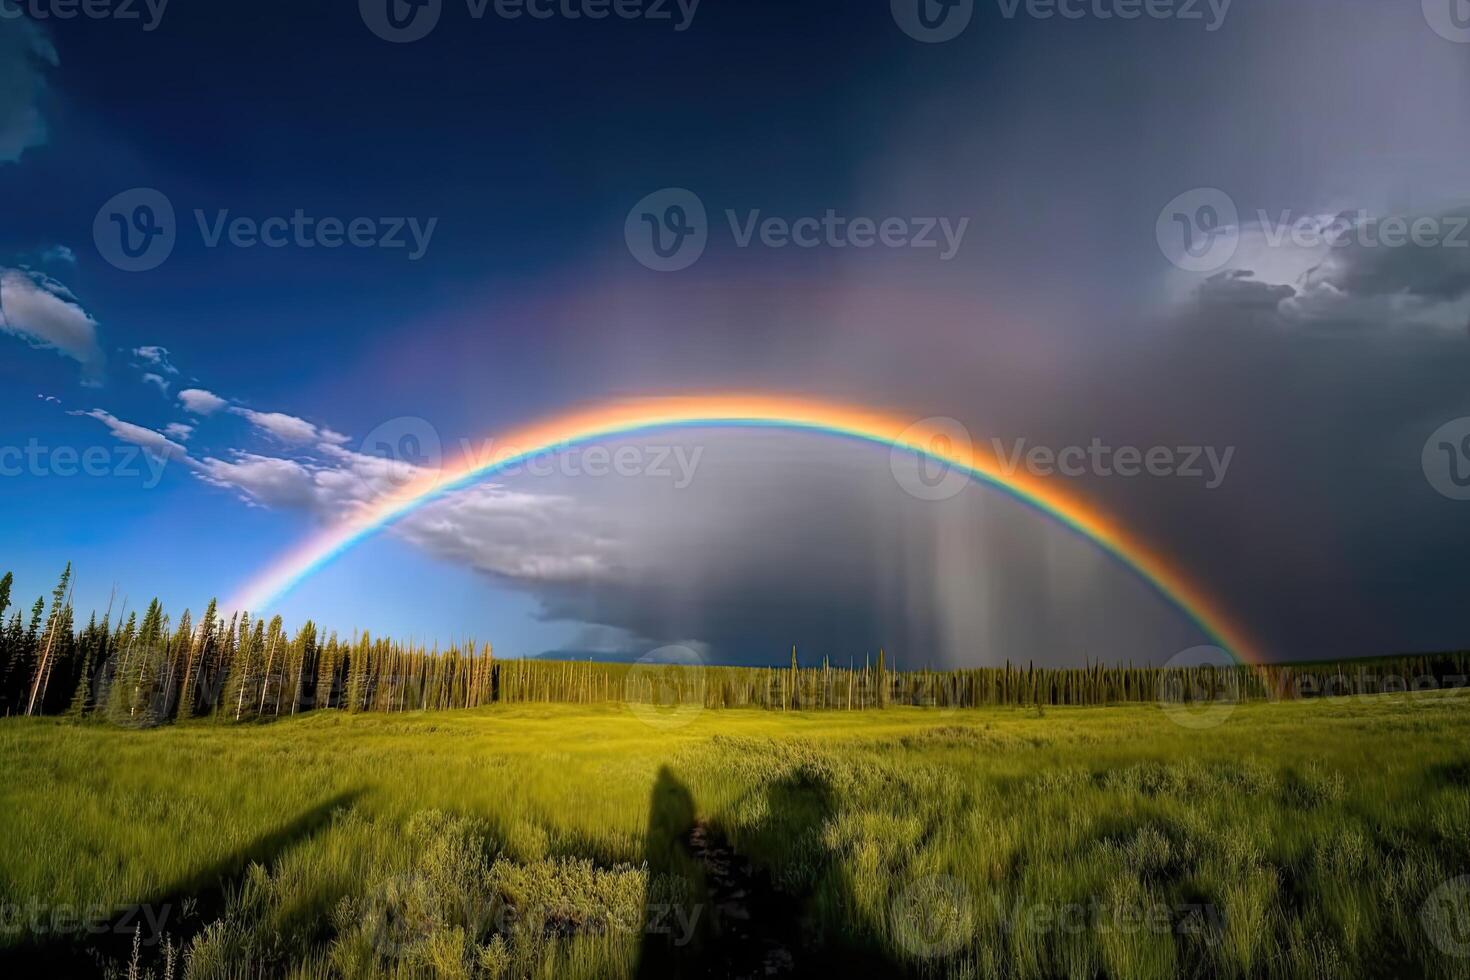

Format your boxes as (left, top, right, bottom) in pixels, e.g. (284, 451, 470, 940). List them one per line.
(229, 394, 1260, 664)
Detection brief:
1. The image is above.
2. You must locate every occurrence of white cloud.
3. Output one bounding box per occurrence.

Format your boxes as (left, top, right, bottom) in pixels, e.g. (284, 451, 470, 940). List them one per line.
(133, 346, 179, 374)
(192, 452, 321, 510)
(0, 268, 105, 379)
(396, 489, 618, 582)
(71, 398, 622, 608)
(71, 409, 188, 461)
(178, 388, 228, 415)
(230, 406, 339, 445)
(142, 372, 170, 395)
(0, 17, 57, 164)
(1167, 207, 1470, 333)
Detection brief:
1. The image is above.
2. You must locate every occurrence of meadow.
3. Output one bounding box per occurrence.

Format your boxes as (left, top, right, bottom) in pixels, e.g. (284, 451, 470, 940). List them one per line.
(2, 688, 1469, 978)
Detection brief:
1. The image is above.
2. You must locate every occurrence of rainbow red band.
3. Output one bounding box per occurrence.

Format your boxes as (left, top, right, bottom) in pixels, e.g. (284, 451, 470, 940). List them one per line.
(229, 394, 1261, 665)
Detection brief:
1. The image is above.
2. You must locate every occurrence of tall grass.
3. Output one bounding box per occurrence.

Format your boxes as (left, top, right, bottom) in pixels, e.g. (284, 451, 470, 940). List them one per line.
(2, 693, 1468, 977)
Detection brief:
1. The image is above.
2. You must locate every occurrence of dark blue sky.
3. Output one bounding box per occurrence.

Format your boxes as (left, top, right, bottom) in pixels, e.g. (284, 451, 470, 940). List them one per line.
(4, 0, 1470, 665)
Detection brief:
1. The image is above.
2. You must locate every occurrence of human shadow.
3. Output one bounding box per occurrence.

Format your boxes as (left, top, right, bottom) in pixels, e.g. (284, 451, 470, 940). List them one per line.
(637, 767, 706, 978)
(636, 766, 905, 978)
(0, 788, 363, 973)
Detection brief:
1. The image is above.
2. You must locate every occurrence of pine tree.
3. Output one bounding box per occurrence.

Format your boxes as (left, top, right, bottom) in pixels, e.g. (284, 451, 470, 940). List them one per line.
(101, 610, 137, 720)
(222, 616, 261, 722)
(118, 600, 166, 726)
(1, 597, 45, 713)
(67, 612, 107, 717)
(178, 599, 218, 719)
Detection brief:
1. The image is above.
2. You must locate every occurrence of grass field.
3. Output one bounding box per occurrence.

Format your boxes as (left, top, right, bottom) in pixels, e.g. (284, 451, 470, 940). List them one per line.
(2, 692, 1469, 978)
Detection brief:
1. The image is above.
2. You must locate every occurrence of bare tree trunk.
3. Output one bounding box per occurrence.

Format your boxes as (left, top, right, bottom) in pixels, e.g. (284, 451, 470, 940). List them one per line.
(258, 631, 279, 716)
(234, 632, 253, 722)
(179, 620, 205, 721)
(26, 577, 74, 716)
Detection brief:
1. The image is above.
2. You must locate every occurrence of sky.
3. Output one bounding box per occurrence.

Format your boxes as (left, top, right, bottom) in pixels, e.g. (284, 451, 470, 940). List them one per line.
(2, 0, 1470, 667)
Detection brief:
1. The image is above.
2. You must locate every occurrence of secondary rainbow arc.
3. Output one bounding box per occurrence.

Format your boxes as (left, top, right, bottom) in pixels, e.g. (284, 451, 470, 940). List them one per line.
(229, 394, 1262, 665)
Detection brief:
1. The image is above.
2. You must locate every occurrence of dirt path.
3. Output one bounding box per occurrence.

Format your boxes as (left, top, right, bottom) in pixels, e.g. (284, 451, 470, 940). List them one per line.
(685, 822, 803, 978)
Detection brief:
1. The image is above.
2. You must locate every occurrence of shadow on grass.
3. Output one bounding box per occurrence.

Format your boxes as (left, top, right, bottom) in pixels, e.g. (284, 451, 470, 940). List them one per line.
(636, 766, 904, 979)
(0, 788, 363, 973)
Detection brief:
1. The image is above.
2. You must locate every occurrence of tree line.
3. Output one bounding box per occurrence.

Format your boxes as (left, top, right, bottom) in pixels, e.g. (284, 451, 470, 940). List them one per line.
(2, 565, 1468, 725)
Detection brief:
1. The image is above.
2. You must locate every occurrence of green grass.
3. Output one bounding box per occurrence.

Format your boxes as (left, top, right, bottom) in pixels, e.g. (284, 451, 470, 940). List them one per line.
(2, 693, 1469, 977)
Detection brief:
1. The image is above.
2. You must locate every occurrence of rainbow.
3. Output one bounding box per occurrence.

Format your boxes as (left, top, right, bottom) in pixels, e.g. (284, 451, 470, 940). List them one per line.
(229, 394, 1261, 664)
